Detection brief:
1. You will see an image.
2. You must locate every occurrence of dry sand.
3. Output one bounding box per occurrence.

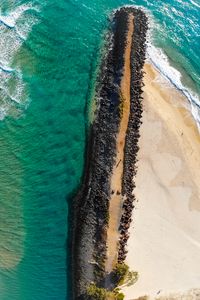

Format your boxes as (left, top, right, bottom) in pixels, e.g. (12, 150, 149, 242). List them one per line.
(105, 15, 134, 273)
(121, 63, 200, 299)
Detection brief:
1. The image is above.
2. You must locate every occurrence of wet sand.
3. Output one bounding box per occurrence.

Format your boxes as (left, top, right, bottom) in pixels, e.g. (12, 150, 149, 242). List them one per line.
(105, 15, 134, 273)
(122, 63, 200, 299)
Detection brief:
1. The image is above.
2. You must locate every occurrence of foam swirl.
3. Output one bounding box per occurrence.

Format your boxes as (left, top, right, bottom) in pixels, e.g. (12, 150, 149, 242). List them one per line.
(0, 3, 40, 120)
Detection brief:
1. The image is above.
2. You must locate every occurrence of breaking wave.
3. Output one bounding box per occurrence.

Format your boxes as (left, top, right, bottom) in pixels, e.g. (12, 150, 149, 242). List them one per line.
(147, 43, 200, 130)
(0, 3, 40, 120)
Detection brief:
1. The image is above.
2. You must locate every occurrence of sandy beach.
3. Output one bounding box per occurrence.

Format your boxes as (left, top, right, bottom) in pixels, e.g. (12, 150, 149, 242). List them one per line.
(121, 63, 200, 299)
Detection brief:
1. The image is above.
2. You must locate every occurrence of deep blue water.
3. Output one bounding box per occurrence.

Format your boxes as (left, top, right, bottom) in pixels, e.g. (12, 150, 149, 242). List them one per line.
(0, 0, 199, 299)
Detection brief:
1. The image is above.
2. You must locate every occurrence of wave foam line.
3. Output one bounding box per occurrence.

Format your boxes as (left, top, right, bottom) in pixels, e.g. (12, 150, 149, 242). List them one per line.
(147, 43, 200, 131)
(0, 62, 14, 73)
(0, 4, 40, 28)
(0, 3, 40, 120)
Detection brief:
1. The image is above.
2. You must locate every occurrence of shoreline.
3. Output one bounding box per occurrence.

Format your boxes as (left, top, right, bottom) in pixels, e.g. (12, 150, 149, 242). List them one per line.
(121, 62, 200, 300)
(71, 7, 148, 299)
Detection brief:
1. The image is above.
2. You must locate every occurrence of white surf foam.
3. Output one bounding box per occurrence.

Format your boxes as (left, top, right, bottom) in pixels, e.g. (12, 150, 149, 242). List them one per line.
(0, 3, 40, 120)
(16, 13, 39, 40)
(0, 106, 9, 120)
(0, 4, 39, 29)
(143, 8, 200, 131)
(0, 15, 15, 28)
(0, 63, 14, 73)
(190, 0, 200, 9)
(146, 43, 200, 131)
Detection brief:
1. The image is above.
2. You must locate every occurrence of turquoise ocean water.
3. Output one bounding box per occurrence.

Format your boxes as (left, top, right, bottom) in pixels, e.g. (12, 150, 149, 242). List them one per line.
(0, 0, 199, 299)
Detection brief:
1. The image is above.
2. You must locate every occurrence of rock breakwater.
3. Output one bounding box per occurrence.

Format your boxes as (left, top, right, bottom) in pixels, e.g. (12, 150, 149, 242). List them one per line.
(118, 9, 148, 264)
(71, 7, 148, 299)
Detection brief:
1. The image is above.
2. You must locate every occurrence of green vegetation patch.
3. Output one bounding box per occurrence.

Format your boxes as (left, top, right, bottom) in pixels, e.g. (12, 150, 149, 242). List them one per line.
(86, 284, 125, 300)
(86, 264, 138, 299)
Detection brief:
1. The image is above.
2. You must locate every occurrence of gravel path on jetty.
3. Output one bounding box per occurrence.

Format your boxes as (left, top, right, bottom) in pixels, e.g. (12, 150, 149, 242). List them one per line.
(71, 7, 148, 300)
(105, 14, 134, 274)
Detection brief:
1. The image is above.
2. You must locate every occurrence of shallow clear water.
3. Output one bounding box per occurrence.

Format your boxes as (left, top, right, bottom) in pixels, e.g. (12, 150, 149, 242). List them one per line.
(0, 0, 199, 299)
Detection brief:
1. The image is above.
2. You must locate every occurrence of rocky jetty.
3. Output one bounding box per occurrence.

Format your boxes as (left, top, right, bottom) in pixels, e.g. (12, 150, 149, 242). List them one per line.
(71, 7, 148, 300)
(118, 8, 148, 263)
